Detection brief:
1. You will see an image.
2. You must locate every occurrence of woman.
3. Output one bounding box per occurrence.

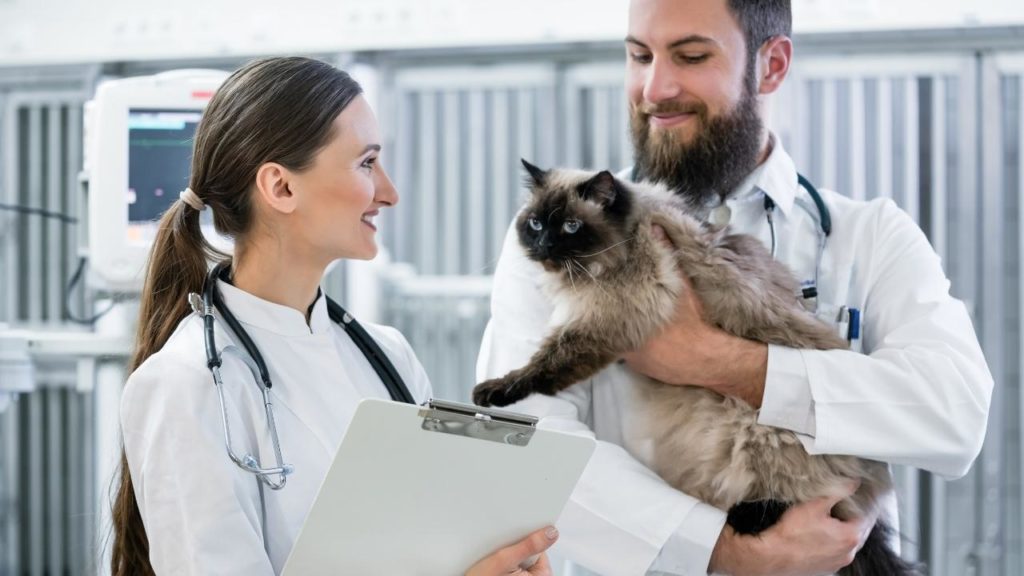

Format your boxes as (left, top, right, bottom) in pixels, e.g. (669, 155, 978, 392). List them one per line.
(111, 57, 558, 575)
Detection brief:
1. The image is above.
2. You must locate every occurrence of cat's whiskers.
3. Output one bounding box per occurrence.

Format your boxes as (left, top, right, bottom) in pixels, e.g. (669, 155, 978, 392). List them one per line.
(471, 254, 505, 275)
(562, 261, 578, 293)
(577, 236, 635, 258)
(571, 259, 613, 298)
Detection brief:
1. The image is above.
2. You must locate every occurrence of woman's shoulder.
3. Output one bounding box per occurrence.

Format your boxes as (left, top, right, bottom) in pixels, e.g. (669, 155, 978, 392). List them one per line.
(347, 320, 433, 403)
(123, 313, 209, 403)
(357, 320, 408, 348)
(353, 321, 418, 370)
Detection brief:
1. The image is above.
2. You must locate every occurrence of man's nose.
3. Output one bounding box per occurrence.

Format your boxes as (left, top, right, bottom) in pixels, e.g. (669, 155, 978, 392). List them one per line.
(643, 58, 683, 104)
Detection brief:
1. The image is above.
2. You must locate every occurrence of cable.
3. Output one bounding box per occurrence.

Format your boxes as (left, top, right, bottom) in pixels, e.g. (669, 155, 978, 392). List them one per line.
(0, 202, 77, 224)
(1, 202, 121, 325)
(63, 256, 120, 325)
(0, 203, 122, 323)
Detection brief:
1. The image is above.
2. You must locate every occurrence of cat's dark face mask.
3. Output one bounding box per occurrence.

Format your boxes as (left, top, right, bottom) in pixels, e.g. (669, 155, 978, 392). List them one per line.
(516, 161, 633, 274)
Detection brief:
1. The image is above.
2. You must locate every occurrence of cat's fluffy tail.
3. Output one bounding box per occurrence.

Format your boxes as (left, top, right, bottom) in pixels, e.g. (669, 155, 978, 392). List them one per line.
(839, 520, 924, 576)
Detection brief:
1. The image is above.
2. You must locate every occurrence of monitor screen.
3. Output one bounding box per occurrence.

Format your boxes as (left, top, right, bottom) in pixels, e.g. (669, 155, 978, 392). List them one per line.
(126, 108, 201, 241)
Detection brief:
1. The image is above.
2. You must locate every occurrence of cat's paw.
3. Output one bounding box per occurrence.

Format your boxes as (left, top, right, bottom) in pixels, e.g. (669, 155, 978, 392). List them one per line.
(472, 377, 527, 407)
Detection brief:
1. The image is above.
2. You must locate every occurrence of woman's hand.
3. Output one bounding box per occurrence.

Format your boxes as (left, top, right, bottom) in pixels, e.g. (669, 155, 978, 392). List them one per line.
(466, 526, 559, 576)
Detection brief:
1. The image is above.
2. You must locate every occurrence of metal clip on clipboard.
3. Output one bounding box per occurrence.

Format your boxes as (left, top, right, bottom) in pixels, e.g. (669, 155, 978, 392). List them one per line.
(419, 399, 538, 447)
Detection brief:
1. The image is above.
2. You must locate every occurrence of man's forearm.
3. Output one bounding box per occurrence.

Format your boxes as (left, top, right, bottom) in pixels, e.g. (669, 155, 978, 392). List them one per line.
(704, 335, 768, 408)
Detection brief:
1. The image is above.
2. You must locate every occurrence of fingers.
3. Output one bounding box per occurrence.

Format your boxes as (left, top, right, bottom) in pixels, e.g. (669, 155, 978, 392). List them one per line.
(651, 224, 675, 248)
(821, 479, 860, 510)
(514, 526, 558, 561)
(526, 553, 552, 575)
(851, 503, 880, 550)
(466, 526, 558, 576)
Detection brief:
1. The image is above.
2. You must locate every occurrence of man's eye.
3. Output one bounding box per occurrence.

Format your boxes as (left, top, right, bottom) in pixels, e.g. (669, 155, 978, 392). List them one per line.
(679, 54, 710, 65)
(629, 52, 653, 64)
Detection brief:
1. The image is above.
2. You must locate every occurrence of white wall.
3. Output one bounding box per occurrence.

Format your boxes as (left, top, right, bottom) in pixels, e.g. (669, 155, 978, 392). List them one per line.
(795, 0, 1024, 31)
(1, 0, 1022, 67)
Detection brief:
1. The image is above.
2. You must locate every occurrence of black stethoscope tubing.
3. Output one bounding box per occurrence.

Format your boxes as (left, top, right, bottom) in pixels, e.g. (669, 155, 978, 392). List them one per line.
(763, 173, 831, 236)
(202, 261, 416, 405)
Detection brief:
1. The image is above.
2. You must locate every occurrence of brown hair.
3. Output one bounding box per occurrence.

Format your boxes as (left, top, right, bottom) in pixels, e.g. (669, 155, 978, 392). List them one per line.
(110, 56, 363, 575)
(726, 0, 792, 76)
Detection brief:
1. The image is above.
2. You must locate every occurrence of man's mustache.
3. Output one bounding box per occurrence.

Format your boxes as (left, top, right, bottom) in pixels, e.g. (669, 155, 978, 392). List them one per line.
(634, 101, 708, 118)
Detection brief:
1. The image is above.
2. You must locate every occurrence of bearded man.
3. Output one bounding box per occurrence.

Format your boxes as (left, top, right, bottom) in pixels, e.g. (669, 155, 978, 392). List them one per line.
(477, 1, 992, 575)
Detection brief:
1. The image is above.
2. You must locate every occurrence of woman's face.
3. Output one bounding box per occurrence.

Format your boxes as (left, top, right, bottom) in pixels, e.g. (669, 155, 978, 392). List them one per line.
(287, 95, 397, 263)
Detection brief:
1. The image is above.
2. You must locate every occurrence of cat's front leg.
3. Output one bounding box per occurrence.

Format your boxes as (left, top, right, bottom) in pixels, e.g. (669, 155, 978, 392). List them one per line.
(473, 327, 618, 407)
(473, 368, 537, 407)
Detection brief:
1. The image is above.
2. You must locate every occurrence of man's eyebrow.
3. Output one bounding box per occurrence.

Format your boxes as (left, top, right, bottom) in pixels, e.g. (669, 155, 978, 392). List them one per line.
(624, 34, 720, 50)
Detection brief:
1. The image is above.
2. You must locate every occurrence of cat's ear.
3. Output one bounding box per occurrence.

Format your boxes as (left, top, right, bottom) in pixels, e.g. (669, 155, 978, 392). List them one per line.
(521, 159, 548, 187)
(581, 170, 618, 206)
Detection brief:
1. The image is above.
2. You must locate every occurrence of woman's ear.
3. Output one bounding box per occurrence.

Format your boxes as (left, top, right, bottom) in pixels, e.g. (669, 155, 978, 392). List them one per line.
(254, 162, 298, 215)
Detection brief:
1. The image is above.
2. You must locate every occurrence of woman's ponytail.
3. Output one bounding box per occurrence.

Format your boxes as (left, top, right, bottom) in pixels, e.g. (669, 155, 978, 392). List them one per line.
(111, 198, 219, 575)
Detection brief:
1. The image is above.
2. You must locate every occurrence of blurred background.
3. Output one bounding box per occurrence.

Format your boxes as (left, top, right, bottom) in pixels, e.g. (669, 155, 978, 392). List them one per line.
(1, 0, 1023, 574)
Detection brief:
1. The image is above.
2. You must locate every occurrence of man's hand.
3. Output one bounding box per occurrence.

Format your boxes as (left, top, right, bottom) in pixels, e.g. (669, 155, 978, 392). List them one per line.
(622, 225, 769, 407)
(709, 483, 879, 576)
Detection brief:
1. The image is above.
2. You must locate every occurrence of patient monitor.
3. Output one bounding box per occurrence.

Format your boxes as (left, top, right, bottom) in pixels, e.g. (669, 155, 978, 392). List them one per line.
(84, 70, 228, 291)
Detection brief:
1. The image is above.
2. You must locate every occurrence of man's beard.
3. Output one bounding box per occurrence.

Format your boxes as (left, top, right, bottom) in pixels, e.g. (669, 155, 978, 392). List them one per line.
(630, 84, 763, 207)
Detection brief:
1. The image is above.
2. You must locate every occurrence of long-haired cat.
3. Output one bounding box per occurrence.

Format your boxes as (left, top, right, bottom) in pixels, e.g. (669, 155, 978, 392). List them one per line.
(472, 160, 920, 576)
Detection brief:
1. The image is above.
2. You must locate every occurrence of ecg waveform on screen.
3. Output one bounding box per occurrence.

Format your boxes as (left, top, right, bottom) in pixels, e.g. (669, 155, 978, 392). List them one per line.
(126, 109, 200, 224)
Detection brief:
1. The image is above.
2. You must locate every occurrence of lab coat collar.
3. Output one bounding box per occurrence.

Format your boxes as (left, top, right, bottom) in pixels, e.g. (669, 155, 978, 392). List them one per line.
(727, 133, 798, 217)
(217, 279, 332, 337)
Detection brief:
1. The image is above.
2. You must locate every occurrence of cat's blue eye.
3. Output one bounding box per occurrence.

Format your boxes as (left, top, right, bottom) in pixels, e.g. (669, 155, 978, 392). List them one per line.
(529, 218, 543, 231)
(563, 219, 582, 234)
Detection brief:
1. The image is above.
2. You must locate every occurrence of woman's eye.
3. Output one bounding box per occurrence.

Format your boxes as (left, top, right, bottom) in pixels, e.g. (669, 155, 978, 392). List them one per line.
(529, 218, 543, 231)
(361, 157, 377, 171)
(563, 219, 581, 234)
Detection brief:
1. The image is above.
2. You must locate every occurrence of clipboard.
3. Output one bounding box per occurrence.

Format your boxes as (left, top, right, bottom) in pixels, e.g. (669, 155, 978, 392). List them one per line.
(281, 398, 596, 575)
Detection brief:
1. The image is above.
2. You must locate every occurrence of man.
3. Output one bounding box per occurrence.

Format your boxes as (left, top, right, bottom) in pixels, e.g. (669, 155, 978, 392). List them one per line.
(477, 0, 993, 574)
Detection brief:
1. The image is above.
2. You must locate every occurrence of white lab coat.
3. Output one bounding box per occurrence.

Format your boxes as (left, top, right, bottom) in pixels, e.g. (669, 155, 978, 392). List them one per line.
(121, 280, 432, 575)
(476, 139, 993, 576)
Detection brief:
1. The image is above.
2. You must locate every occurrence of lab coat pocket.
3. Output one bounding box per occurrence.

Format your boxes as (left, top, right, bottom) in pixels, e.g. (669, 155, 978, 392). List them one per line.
(814, 302, 863, 353)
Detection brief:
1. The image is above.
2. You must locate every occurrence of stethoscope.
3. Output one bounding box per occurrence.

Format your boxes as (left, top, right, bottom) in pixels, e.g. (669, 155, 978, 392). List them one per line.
(765, 173, 832, 307)
(631, 169, 832, 309)
(188, 261, 415, 545)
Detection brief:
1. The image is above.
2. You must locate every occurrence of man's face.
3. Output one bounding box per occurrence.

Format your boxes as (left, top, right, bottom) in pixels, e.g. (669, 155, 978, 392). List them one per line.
(626, 0, 764, 202)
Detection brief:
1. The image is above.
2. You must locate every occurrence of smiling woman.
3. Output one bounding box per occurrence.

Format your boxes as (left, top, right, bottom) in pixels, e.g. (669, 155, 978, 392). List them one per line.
(110, 56, 559, 576)
(235, 95, 397, 302)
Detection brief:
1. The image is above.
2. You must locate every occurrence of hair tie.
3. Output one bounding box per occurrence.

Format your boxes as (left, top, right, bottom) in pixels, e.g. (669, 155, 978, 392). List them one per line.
(179, 187, 207, 212)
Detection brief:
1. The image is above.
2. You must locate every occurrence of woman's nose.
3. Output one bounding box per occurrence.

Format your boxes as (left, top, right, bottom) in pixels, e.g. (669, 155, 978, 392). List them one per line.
(376, 165, 399, 207)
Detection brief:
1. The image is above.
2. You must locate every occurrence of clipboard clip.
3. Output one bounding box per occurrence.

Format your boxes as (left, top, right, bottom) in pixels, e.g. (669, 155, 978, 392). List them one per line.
(419, 399, 538, 447)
